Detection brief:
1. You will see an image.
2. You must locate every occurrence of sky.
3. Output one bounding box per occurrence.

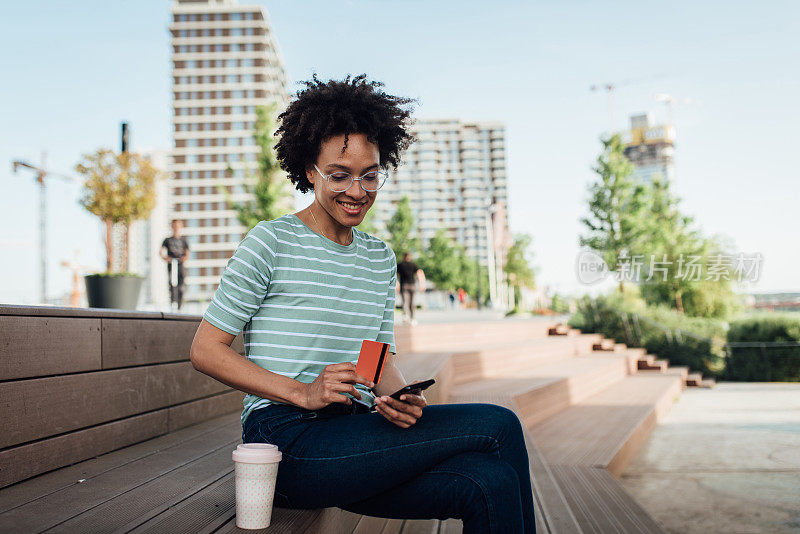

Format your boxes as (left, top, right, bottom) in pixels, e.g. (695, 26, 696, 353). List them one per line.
(1, 0, 798, 305)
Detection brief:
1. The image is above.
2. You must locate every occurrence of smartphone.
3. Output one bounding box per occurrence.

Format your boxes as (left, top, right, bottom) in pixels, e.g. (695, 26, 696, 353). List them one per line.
(389, 379, 436, 400)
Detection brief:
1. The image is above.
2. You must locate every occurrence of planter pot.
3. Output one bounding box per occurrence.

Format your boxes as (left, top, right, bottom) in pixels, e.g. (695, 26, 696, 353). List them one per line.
(84, 274, 144, 310)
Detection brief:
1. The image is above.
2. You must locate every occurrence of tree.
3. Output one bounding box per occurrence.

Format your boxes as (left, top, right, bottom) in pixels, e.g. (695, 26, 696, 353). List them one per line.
(637, 176, 702, 313)
(504, 233, 536, 307)
(217, 102, 294, 233)
(418, 229, 463, 290)
(580, 134, 650, 291)
(457, 251, 489, 301)
(676, 235, 741, 319)
(386, 196, 421, 259)
(75, 148, 162, 273)
(637, 176, 740, 319)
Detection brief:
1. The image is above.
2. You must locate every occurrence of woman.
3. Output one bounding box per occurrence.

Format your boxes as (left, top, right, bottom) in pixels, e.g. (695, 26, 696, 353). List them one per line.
(190, 74, 536, 533)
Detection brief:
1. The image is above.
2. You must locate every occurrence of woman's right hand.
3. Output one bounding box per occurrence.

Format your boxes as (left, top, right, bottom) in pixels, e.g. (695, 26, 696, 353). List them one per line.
(301, 362, 375, 411)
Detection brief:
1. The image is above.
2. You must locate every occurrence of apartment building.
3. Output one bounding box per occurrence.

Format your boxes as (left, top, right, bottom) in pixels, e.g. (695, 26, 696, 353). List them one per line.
(372, 118, 511, 308)
(169, 0, 288, 304)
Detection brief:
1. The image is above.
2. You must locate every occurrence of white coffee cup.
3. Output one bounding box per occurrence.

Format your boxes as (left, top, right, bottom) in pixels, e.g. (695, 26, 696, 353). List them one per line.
(232, 443, 283, 529)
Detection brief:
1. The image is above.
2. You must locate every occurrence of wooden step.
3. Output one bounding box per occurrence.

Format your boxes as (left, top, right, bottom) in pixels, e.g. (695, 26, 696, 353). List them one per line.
(449, 376, 667, 533)
(0, 357, 459, 534)
(602, 348, 644, 375)
(449, 334, 604, 385)
(530, 373, 683, 477)
(450, 355, 631, 427)
(592, 338, 616, 351)
(637, 354, 655, 367)
(548, 325, 570, 336)
(395, 320, 557, 353)
(0, 413, 244, 533)
(685, 372, 703, 386)
(662, 365, 690, 381)
(637, 357, 668, 372)
(394, 352, 455, 406)
(546, 464, 666, 533)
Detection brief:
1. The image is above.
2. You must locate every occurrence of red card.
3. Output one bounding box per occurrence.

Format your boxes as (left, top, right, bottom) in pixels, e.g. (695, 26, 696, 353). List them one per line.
(356, 340, 390, 385)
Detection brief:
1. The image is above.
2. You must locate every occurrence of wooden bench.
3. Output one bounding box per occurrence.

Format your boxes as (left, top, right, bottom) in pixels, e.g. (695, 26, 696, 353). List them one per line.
(2, 309, 682, 532)
(0, 305, 460, 533)
(0, 305, 247, 489)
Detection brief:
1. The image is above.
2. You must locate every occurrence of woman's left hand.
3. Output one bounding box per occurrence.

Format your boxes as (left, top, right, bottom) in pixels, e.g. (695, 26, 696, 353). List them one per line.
(374, 393, 427, 428)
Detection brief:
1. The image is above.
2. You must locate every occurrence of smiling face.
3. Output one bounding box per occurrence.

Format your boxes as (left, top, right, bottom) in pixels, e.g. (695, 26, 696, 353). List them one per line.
(306, 132, 380, 230)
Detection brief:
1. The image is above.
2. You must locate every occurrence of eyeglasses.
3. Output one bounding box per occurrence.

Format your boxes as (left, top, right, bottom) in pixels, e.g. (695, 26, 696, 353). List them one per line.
(314, 164, 388, 193)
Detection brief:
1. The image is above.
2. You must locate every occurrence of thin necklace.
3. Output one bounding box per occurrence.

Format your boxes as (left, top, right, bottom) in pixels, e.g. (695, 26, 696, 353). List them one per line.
(309, 205, 353, 246)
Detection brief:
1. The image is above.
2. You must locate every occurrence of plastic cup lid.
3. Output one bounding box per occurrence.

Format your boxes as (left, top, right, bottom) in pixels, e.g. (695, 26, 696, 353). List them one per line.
(233, 443, 282, 463)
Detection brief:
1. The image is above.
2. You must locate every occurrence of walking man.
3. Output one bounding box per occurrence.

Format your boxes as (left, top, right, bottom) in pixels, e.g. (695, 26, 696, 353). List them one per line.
(160, 219, 189, 311)
(397, 252, 425, 325)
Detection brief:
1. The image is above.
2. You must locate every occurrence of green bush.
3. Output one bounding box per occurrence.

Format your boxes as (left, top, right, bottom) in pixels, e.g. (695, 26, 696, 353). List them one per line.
(570, 293, 727, 377)
(725, 314, 800, 381)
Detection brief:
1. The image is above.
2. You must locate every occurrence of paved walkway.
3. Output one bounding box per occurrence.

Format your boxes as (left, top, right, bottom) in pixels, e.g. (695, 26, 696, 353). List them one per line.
(398, 309, 568, 324)
(620, 382, 800, 534)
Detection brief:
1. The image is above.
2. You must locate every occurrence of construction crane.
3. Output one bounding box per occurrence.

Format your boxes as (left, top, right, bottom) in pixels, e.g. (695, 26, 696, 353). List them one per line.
(590, 73, 669, 133)
(589, 83, 617, 133)
(11, 153, 80, 304)
(654, 93, 693, 127)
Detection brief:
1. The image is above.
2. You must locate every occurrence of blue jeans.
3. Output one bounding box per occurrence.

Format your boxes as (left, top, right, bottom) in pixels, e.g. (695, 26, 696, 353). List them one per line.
(242, 402, 536, 533)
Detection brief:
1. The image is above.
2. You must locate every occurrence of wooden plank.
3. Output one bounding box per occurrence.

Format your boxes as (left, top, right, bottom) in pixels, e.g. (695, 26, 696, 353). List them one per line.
(400, 519, 439, 534)
(120, 470, 339, 534)
(0, 362, 231, 449)
(450, 356, 630, 428)
(395, 320, 556, 354)
(162, 312, 203, 321)
(437, 518, 462, 533)
(101, 318, 198, 368)
(168, 390, 245, 432)
(0, 410, 168, 489)
(0, 393, 241, 489)
(549, 465, 666, 533)
(499, 396, 580, 534)
(0, 412, 239, 513)
(43, 445, 239, 533)
(211, 507, 341, 534)
(448, 336, 603, 385)
(530, 374, 682, 471)
(0, 417, 242, 533)
(380, 518, 405, 534)
(339, 510, 363, 533)
(353, 515, 391, 534)
(0, 304, 164, 319)
(0, 316, 101, 380)
(394, 352, 453, 407)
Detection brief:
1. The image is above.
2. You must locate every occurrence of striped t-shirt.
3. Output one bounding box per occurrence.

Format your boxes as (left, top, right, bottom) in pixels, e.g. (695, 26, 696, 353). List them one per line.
(202, 213, 397, 427)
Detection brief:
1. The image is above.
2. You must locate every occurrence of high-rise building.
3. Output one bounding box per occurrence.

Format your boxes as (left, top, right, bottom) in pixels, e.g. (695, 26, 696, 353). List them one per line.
(372, 118, 512, 308)
(169, 0, 288, 304)
(621, 112, 676, 184)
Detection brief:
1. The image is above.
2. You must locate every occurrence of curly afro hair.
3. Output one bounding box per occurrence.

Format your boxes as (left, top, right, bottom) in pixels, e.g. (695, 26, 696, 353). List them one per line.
(274, 73, 417, 194)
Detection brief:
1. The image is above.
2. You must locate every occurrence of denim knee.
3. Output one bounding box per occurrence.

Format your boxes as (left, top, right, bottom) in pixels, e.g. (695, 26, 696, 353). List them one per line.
(448, 455, 522, 532)
(497, 405, 525, 436)
(470, 404, 523, 436)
